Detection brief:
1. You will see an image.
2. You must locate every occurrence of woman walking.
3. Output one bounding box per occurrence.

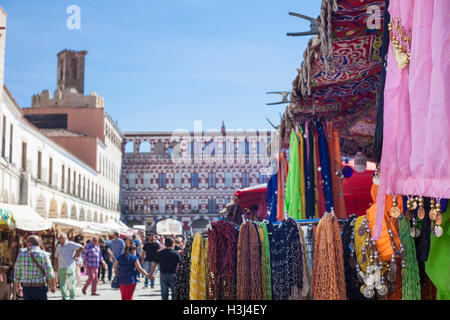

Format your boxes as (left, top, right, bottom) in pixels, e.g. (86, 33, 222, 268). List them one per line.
(113, 244, 150, 300)
(82, 237, 107, 296)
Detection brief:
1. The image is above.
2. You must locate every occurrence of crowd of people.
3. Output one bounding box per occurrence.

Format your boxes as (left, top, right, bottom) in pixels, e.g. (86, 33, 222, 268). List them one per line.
(13, 232, 185, 300)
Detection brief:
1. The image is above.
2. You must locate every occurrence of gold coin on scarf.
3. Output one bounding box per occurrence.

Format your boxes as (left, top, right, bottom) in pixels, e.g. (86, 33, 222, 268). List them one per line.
(377, 284, 388, 296)
(390, 207, 401, 218)
(411, 201, 418, 210)
(387, 271, 396, 282)
(429, 209, 437, 220)
(389, 262, 397, 273)
(364, 287, 375, 299)
(433, 226, 443, 238)
(360, 284, 367, 295)
(417, 207, 425, 220)
(365, 274, 375, 286)
(435, 213, 442, 225)
(415, 227, 421, 238)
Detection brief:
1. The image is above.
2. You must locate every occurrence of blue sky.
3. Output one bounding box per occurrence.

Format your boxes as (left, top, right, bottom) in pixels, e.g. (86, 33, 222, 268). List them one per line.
(2, 0, 322, 132)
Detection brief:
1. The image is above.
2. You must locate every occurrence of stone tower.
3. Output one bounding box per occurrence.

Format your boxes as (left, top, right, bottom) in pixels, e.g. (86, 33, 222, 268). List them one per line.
(57, 49, 88, 94)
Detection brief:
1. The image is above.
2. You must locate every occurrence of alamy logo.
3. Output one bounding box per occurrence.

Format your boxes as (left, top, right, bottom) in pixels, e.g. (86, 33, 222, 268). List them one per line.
(66, 5, 81, 30)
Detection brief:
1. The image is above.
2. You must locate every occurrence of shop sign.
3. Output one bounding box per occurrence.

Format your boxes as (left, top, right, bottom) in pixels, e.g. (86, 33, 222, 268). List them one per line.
(0, 208, 14, 228)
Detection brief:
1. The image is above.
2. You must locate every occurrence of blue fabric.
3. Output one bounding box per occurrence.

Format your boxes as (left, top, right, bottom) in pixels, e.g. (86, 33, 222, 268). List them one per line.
(143, 261, 155, 287)
(267, 173, 278, 223)
(160, 273, 175, 300)
(23, 286, 48, 300)
(316, 121, 334, 212)
(117, 254, 138, 285)
(110, 239, 125, 259)
(304, 125, 316, 219)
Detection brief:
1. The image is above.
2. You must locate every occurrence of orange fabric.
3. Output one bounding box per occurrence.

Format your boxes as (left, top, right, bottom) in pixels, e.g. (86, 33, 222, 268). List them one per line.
(366, 184, 403, 261)
(276, 152, 288, 221)
(328, 123, 347, 218)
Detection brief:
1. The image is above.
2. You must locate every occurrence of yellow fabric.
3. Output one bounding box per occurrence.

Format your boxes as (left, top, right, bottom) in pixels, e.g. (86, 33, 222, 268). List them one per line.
(189, 233, 208, 300)
(354, 216, 369, 272)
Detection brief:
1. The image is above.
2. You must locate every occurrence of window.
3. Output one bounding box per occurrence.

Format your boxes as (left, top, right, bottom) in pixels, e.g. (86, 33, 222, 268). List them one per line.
(9, 124, 13, 163)
(208, 199, 216, 213)
(158, 199, 166, 213)
(174, 173, 182, 188)
(208, 173, 216, 188)
(78, 174, 81, 197)
(37, 151, 42, 180)
(49, 158, 53, 185)
(73, 171, 76, 195)
(61, 165, 65, 190)
(259, 173, 268, 184)
(68, 168, 71, 193)
(21, 142, 27, 171)
(191, 173, 199, 188)
(143, 173, 151, 188)
(205, 141, 216, 156)
(225, 172, 233, 188)
(128, 174, 136, 188)
(242, 172, 250, 187)
(2, 116, 5, 158)
(83, 177, 86, 199)
(174, 200, 182, 214)
(191, 199, 199, 212)
(158, 173, 166, 188)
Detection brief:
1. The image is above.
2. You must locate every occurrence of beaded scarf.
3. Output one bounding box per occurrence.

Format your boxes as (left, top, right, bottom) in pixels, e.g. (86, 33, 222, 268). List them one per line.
(236, 222, 262, 300)
(189, 233, 208, 300)
(174, 237, 193, 300)
(270, 218, 303, 300)
(207, 220, 238, 300)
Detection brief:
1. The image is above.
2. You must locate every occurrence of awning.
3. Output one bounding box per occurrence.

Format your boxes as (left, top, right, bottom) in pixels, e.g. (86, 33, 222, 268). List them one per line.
(49, 218, 87, 231)
(0, 203, 53, 231)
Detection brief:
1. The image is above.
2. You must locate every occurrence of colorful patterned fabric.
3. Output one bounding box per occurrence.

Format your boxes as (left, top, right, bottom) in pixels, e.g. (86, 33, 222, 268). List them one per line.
(82, 243, 104, 268)
(281, 0, 386, 159)
(14, 246, 56, 284)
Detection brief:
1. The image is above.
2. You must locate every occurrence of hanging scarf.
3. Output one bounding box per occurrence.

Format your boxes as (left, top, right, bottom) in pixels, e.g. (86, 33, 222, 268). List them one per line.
(277, 152, 288, 221)
(267, 173, 278, 223)
(270, 218, 303, 300)
(342, 216, 365, 300)
(304, 124, 316, 219)
(174, 237, 193, 300)
(425, 205, 450, 300)
(297, 224, 310, 299)
(312, 214, 347, 300)
(328, 122, 347, 218)
(285, 130, 303, 219)
(207, 221, 238, 300)
(313, 126, 326, 216)
(316, 121, 334, 213)
(236, 222, 262, 300)
(257, 224, 272, 300)
(189, 233, 208, 300)
(398, 216, 421, 300)
(298, 126, 306, 220)
(312, 129, 320, 218)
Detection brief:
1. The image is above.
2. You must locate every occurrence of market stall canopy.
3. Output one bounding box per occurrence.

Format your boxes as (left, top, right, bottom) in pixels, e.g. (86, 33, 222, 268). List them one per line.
(156, 218, 182, 235)
(281, 0, 386, 160)
(234, 184, 268, 219)
(1, 203, 53, 231)
(49, 218, 87, 231)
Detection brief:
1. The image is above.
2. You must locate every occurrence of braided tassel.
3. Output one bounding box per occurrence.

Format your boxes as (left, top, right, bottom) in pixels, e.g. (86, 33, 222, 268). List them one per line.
(398, 216, 421, 300)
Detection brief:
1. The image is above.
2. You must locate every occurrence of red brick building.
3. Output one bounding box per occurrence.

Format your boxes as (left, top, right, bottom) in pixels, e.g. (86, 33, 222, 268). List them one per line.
(121, 124, 275, 232)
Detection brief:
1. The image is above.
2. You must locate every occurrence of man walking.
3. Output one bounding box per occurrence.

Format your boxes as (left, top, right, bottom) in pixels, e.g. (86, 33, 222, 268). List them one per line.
(110, 232, 125, 260)
(55, 232, 83, 300)
(14, 235, 57, 300)
(82, 237, 107, 296)
(149, 237, 181, 300)
(142, 234, 160, 288)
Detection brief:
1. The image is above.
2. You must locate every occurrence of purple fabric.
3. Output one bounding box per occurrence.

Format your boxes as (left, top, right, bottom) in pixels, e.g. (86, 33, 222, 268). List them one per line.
(375, 0, 450, 239)
(82, 244, 104, 268)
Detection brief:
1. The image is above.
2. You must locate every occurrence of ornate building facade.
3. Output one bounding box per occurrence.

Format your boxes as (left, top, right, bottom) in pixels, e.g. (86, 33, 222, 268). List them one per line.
(121, 125, 275, 232)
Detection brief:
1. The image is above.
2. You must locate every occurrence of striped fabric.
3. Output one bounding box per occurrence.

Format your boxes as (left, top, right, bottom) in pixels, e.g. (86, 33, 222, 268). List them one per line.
(14, 246, 56, 284)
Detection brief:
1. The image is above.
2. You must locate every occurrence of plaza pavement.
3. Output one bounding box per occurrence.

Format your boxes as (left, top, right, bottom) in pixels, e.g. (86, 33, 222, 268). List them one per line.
(48, 274, 163, 300)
